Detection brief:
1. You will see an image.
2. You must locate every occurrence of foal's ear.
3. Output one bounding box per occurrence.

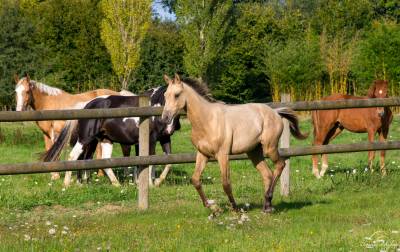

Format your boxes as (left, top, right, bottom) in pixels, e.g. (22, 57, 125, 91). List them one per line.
(367, 81, 376, 98)
(163, 74, 172, 85)
(174, 73, 181, 83)
(14, 73, 19, 84)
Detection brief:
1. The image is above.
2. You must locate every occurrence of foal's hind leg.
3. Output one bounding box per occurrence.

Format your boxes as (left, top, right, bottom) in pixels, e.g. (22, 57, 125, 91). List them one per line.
(264, 148, 286, 213)
(217, 152, 237, 210)
(247, 146, 273, 212)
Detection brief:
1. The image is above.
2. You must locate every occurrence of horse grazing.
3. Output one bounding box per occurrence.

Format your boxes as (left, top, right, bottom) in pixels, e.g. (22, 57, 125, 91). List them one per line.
(43, 88, 181, 187)
(14, 74, 128, 181)
(311, 80, 393, 178)
(161, 74, 307, 213)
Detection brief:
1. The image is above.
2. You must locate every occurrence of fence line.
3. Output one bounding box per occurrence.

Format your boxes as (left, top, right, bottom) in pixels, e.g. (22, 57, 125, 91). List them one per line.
(0, 97, 399, 122)
(0, 141, 399, 176)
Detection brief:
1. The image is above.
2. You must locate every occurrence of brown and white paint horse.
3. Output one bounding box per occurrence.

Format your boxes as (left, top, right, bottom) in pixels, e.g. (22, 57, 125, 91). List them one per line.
(14, 74, 123, 182)
(311, 80, 393, 178)
(161, 74, 308, 213)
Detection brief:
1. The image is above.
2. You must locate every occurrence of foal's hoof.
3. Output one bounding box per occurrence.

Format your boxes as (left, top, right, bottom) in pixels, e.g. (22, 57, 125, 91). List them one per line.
(263, 206, 275, 214)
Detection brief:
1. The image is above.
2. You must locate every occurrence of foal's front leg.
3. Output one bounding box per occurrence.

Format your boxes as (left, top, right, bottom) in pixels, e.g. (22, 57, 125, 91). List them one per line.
(191, 152, 210, 207)
(217, 153, 237, 210)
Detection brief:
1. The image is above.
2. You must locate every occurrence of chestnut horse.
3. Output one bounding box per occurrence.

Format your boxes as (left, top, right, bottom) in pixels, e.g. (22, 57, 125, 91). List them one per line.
(14, 74, 125, 181)
(161, 74, 308, 213)
(311, 80, 393, 178)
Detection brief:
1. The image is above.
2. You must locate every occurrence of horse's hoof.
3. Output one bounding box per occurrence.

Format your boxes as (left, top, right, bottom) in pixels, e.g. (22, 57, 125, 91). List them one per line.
(263, 206, 275, 214)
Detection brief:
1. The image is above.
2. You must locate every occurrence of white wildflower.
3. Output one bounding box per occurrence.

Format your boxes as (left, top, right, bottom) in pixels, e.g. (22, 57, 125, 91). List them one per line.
(48, 228, 56, 235)
(24, 234, 31, 241)
(45, 221, 51, 226)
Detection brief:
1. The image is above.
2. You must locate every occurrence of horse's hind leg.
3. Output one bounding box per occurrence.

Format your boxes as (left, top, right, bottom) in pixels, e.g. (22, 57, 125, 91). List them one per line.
(101, 140, 120, 187)
(247, 146, 273, 212)
(320, 126, 343, 177)
(264, 148, 286, 213)
(64, 141, 85, 187)
(217, 152, 237, 210)
(95, 144, 105, 177)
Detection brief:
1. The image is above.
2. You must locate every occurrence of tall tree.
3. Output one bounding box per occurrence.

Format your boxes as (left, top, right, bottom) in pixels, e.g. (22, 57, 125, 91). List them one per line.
(134, 20, 184, 92)
(100, 0, 152, 90)
(175, 0, 233, 81)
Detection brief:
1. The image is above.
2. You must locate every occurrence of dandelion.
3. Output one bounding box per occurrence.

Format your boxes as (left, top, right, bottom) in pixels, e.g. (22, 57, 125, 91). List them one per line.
(120, 190, 125, 194)
(391, 230, 399, 234)
(45, 221, 52, 226)
(72, 215, 77, 218)
(61, 230, 68, 235)
(391, 161, 396, 164)
(63, 226, 69, 231)
(61, 188, 66, 192)
(365, 167, 368, 172)
(24, 234, 31, 241)
(353, 169, 357, 174)
(53, 224, 58, 228)
(34, 181, 38, 185)
(95, 179, 99, 182)
(295, 170, 299, 173)
(207, 176, 212, 180)
(330, 174, 334, 177)
(97, 201, 101, 205)
(245, 203, 250, 208)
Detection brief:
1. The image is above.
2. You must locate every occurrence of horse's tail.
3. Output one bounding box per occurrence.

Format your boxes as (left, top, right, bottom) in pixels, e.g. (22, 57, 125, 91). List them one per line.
(42, 120, 77, 162)
(275, 107, 308, 140)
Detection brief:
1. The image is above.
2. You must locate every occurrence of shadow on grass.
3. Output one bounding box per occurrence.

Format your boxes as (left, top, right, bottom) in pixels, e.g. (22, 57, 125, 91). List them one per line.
(233, 199, 330, 213)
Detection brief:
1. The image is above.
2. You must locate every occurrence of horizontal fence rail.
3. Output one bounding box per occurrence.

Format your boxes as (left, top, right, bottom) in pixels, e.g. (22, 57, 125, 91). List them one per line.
(1, 97, 399, 122)
(0, 141, 399, 175)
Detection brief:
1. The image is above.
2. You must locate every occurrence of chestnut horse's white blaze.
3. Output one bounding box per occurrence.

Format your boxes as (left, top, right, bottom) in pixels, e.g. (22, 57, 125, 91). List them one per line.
(161, 74, 307, 213)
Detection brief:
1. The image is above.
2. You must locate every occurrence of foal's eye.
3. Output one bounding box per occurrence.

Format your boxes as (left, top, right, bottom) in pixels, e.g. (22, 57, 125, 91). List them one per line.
(174, 93, 180, 99)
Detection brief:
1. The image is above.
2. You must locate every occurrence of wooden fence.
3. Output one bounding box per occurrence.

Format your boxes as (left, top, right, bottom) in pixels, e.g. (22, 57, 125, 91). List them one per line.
(0, 97, 398, 210)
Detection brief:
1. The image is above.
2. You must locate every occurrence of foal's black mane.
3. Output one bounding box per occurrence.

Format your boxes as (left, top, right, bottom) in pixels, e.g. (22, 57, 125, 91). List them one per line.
(181, 77, 216, 103)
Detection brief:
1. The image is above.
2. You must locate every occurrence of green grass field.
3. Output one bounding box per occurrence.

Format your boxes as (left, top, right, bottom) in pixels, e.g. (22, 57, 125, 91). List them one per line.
(0, 118, 399, 251)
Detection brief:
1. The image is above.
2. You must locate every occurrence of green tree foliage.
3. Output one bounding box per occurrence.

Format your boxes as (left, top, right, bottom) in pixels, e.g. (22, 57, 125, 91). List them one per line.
(0, 1, 42, 108)
(134, 20, 184, 92)
(175, 0, 233, 82)
(211, 3, 278, 102)
(265, 33, 323, 101)
(35, 0, 114, 91)
(100, 0, 152, 90)
(352, 20, 400, 94)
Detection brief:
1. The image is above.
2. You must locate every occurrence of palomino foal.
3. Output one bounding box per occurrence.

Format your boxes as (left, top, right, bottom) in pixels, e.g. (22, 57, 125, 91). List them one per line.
(311, 80, 393, 178)
(161, 74, 307, 213)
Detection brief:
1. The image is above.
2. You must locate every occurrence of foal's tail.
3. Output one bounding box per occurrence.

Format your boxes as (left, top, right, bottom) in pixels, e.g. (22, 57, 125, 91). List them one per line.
(42, 120, 77, 162)
(275, 107, 308, 140)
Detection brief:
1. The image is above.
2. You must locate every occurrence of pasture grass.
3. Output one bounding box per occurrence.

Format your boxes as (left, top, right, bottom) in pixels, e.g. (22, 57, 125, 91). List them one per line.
(0, 118, 399, 251)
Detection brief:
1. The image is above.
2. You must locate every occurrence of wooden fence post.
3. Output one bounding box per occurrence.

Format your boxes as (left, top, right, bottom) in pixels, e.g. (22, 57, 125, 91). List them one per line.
(138, 96, 150, 210)
(280, 93, 290, 196)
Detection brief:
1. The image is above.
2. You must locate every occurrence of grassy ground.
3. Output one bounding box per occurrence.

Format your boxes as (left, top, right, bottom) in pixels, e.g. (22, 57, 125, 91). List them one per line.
(0, 118, 399, 251)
